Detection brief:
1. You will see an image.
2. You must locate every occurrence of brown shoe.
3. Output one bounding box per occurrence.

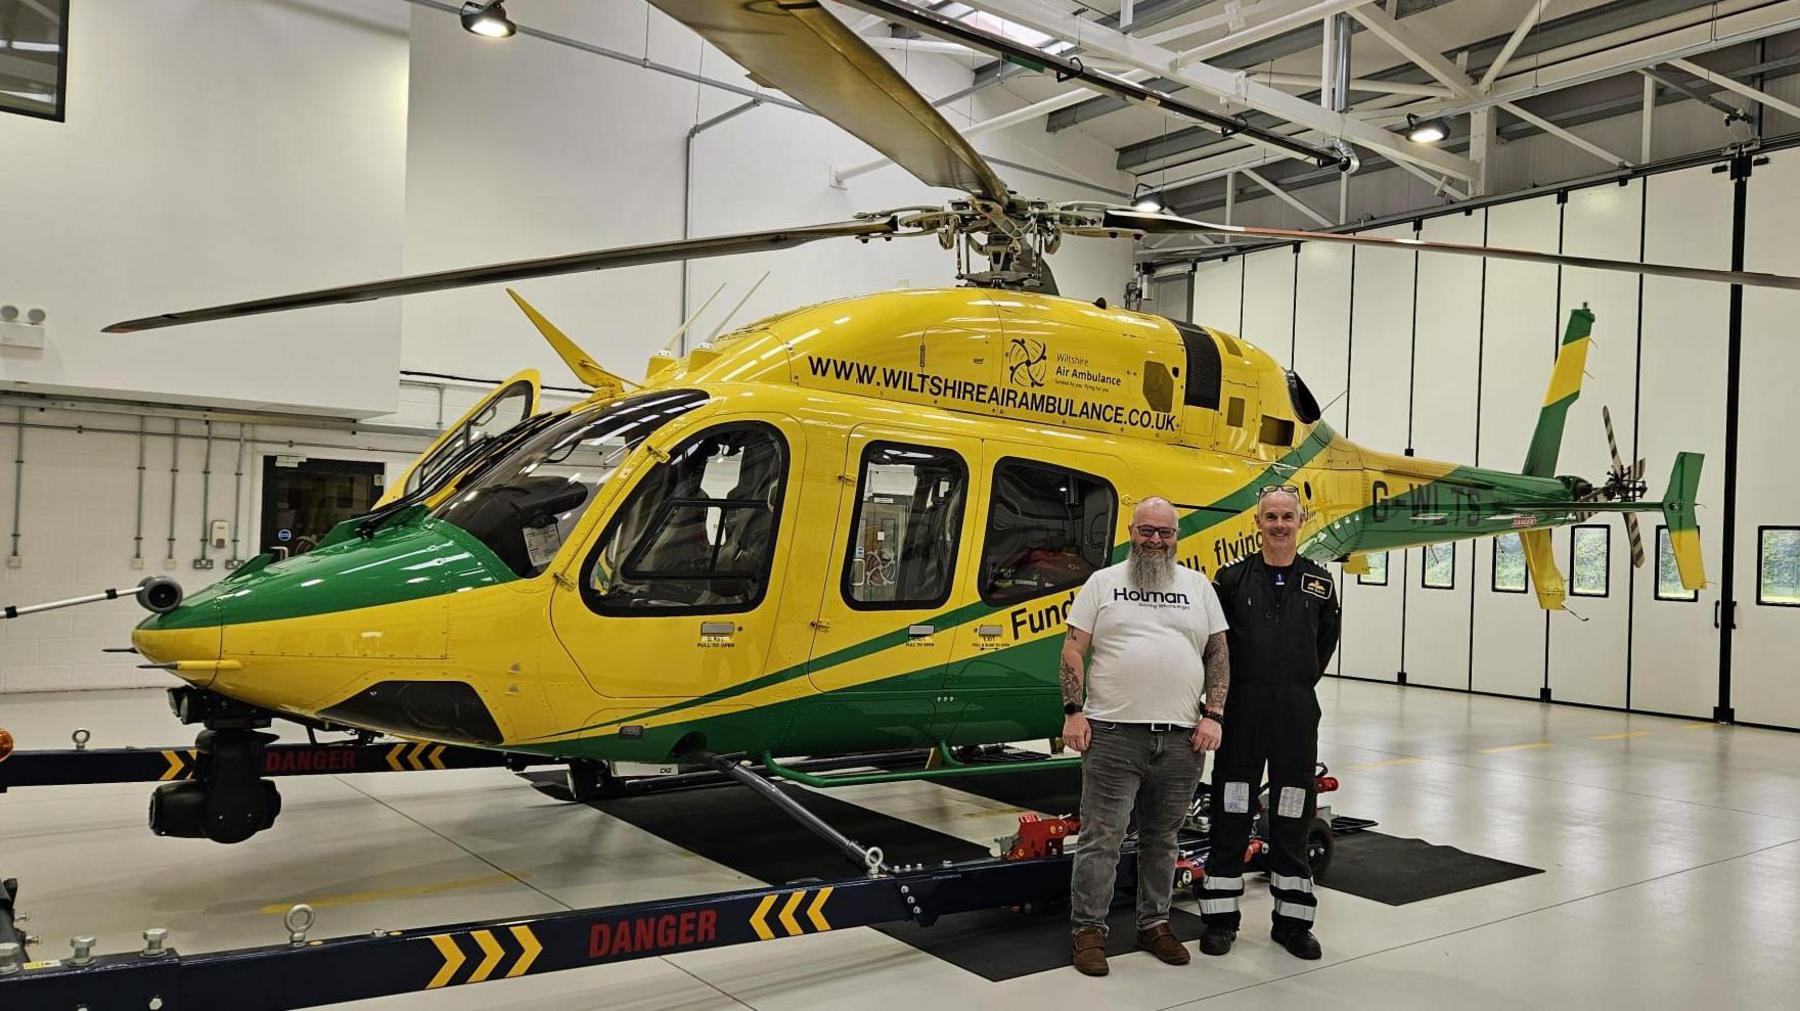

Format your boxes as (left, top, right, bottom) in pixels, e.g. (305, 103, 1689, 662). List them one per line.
(1137, 922, 1191, 965)
(1072, 926, 1109, 976)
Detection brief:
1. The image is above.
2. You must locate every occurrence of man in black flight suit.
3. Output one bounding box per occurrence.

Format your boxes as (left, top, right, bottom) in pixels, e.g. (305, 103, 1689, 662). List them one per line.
(1198, 485, 1340, 961)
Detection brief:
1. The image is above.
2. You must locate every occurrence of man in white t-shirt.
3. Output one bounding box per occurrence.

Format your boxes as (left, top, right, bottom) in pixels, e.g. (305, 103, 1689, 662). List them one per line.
(1060, 496, 1231, 977)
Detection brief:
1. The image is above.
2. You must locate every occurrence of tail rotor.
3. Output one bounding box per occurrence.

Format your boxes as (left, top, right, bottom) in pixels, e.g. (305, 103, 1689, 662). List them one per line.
(1601, 406, 1647, 569)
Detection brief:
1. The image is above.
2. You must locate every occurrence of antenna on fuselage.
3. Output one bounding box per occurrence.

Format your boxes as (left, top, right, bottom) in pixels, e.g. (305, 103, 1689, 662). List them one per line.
(663, 282, 727, 355)
(705, 271, 772, 344)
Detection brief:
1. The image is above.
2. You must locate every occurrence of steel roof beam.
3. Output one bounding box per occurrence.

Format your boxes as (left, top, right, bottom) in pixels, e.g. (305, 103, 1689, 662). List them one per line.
(955, 0, 1477, 179)
(1479, 0, 1550, 92)
(1669, 55, 1800, 121)
(1344, 1, 1479, 100)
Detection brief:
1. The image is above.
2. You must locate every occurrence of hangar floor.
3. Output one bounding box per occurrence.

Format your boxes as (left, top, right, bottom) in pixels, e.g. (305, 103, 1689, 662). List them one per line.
(3, 679, 1796, 1009)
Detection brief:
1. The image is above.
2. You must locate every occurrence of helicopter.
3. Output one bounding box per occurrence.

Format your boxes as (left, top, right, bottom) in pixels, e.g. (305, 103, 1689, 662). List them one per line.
(90, 0, 1773, 844)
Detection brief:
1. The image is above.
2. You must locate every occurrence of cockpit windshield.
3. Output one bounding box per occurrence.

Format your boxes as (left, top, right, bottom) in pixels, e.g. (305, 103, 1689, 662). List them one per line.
(431, 390, 708, 577)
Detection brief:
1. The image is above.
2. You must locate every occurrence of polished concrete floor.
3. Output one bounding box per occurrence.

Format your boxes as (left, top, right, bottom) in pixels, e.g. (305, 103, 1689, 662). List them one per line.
(2, 679, 1796, 1009)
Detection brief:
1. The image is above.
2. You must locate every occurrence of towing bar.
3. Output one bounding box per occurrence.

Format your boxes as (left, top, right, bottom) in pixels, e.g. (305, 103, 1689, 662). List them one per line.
(0, 855, 1072, 1008)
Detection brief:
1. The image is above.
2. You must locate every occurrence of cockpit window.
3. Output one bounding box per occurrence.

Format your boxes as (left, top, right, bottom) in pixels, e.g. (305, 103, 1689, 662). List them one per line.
(407, 379, 536, 497)
(1287, 370, 1323, 424)
(431, 390, 707, 578)
(583, 422, 789, 615)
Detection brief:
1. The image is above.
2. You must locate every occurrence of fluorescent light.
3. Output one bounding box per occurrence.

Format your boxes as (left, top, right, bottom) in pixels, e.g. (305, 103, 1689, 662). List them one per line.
(5, 41, 62, 53)
(1131, 183, 1163, 213)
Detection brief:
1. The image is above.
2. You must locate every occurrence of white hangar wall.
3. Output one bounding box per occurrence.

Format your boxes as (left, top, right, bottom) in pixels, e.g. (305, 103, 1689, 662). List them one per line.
(0, 0, 1132, 694)
(1190, 149, 1800, 733)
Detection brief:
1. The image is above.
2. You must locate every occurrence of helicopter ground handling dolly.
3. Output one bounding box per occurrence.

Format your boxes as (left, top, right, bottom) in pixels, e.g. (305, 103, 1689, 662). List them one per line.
(0, 736, 1374, 1008)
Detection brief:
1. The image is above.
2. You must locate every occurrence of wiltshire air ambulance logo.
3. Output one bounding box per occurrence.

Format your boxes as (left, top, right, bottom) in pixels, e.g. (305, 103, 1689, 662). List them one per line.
(1006, 337, 1048, 388)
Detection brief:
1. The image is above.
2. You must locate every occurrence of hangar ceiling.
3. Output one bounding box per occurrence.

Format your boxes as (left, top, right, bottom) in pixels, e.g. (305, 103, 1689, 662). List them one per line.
(837, 0, 1800, 253)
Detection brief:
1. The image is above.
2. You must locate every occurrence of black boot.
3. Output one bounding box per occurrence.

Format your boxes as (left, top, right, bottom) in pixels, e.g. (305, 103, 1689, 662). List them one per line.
(1198, 926, 1235, 956)
(1271, 925, 1321, 960)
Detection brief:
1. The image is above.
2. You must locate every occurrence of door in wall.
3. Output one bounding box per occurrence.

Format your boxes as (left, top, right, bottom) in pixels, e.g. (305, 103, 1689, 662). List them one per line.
(259, 457, 385, 557)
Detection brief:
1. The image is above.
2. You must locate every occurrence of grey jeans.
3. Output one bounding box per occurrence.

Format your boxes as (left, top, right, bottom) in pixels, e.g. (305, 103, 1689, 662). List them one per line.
(1069, 720, 1204, 935)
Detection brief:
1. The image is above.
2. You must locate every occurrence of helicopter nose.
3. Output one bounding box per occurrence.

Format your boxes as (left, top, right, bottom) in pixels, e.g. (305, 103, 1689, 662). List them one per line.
(133, 598, 225, 687)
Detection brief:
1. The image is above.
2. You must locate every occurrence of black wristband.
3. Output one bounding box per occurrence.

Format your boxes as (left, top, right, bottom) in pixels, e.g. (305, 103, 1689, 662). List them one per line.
(1063, 702, 1083, 716)
(1201, 707, 1224, 722)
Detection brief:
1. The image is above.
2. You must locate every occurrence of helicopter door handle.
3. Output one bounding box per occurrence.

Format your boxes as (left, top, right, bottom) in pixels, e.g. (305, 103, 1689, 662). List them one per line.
(700, 622, 736, 637)
(976, 624, 1003, 638)
(908, 624, 935, 639)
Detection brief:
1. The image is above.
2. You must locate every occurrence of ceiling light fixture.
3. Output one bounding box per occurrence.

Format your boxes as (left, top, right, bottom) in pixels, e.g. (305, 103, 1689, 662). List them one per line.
(1131, 182, 1164, 213)
(460, 1, 516, 39)
(1406, 113, 1448, 145)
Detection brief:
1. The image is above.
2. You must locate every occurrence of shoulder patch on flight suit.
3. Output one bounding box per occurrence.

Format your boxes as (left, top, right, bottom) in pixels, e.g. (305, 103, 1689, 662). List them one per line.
(1301, 573, 1332, 599)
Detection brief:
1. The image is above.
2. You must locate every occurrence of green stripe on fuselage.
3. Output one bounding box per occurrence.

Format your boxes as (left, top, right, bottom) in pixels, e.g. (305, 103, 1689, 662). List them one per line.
(527, 424, 1343, 741)
(137, 517, 518, 631)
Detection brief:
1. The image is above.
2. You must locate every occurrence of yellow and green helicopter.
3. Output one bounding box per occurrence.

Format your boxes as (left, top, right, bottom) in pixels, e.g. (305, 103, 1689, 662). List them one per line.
(94, 0, 1786, 842)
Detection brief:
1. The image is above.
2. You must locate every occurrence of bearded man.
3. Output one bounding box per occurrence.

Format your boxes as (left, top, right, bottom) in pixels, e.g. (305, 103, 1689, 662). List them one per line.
(1059, 496, 1231, 977)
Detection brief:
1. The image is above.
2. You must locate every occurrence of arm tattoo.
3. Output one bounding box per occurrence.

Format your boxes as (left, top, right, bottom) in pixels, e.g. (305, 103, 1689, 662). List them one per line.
(1202, 631, 1230, 714)
(1059, 655, 1084, 707)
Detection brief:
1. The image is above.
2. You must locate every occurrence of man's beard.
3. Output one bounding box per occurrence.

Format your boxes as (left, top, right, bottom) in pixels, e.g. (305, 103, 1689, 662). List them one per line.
(1129, 543, 1175, 587)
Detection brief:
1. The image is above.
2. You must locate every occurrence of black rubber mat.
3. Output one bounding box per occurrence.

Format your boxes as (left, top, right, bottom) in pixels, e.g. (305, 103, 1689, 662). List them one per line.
(875, 903, 1207, 982)
(1321, 831, 1543, 905)
(940, 764, 1085, 815)
(543, 777, 992, 883)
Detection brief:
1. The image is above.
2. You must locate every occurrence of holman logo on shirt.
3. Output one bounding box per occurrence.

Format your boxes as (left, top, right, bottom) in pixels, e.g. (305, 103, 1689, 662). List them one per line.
(1113, 587, 1191, 605)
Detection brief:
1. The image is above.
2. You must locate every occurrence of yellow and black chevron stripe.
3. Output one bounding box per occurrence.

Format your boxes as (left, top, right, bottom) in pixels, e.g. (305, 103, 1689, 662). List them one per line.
(386, 742, 449, 772)
(748, 886, 834, 941)
(424, 925, 543, 988)
(159, 749, 197, 780)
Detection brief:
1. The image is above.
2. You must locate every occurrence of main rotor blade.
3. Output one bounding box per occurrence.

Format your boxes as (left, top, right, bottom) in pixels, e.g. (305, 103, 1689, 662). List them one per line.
(1105, 210, 1800, 292)
(649, 0, 1009, 202)
(104, 219, 899, 333)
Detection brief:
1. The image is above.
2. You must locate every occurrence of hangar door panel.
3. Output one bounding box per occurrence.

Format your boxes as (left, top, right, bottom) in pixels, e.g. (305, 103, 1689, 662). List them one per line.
(1631, 166, 1728, 719)
(1548, 181, 1644, 710)
(1470, 196, 1559, 699)
(1337, 225, 1414, 682)
(1403, 211, 1485, 690)
(1294, 240, 1354, 667)
(1192, 256, 1243, 337)
(1293, 241, 1352, 435)
(1731, 149, 1800, 730)
(1240, 246, 1296, 367)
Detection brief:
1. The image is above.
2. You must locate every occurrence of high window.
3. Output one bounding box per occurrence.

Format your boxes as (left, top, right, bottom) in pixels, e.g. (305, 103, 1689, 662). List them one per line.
(585, 422, 787, 614)
(1493, 533, 1527, 593)
(1570, 525, 1610, 597)
(1758, 527, 1800, 607)
(1357, 551, 1388, 586)
(1421, 542, 1455, 589)
(0, 0, 67, 121)
(842, 443, 968, 609)
(1654, 525, 1699, 602)
(979, 459, 1115, 606)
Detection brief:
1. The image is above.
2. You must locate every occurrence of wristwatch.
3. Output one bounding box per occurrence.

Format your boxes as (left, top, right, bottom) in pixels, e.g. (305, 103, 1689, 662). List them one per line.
(1201, 707, 1225, 723)
(1063, 702, 1083, 716)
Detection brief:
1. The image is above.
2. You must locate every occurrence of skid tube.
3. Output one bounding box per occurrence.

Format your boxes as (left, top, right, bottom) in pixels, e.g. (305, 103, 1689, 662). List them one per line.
(0, 849, 1078, 1008)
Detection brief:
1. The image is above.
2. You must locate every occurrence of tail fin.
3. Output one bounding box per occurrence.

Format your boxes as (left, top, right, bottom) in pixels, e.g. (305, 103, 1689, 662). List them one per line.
(1521, 306, 1595, 478)
(1661, 452, 1706, 591)
(1519, 529, 1566, 611)
(505, 288, 638, 395)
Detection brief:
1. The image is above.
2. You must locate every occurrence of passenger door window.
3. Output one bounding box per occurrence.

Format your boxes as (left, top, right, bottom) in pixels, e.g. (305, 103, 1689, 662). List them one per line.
(979, 459, 1116, 606)
(843, 443, 968, 609)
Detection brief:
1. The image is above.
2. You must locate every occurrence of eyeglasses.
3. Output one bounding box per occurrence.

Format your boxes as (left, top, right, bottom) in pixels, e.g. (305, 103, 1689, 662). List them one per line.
(1133, 525, 1178, 540)
(1259, 484, 1300, 497)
